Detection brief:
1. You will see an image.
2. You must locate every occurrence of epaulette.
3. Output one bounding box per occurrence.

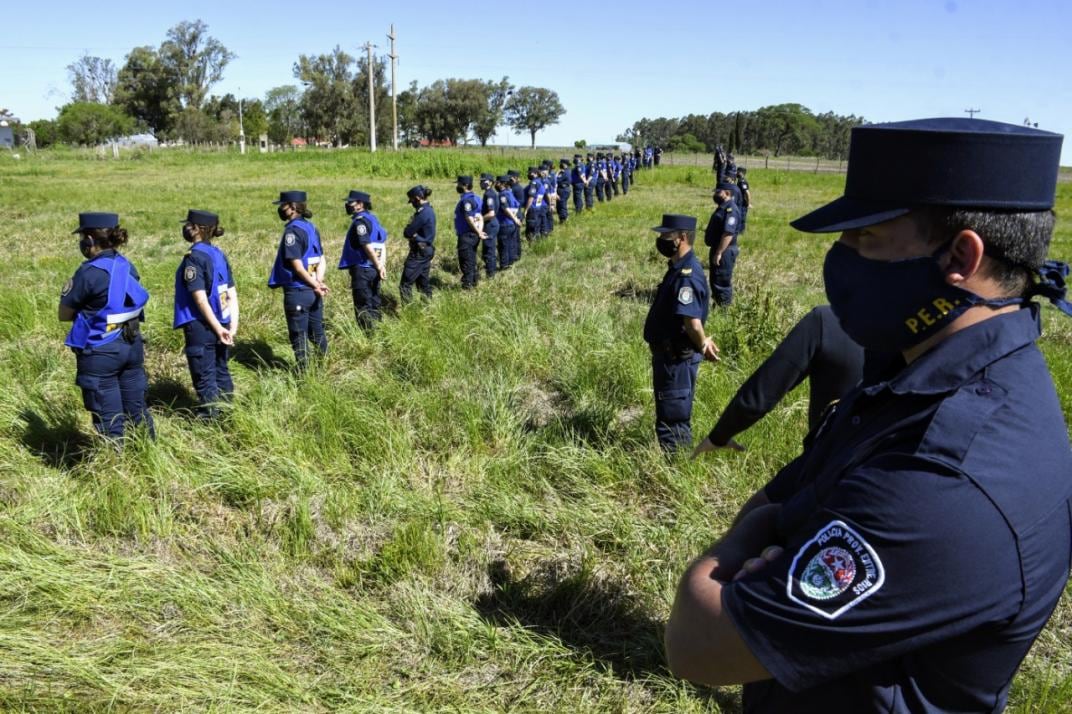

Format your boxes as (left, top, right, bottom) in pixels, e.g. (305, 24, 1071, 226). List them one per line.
(681, 268, 693, 275)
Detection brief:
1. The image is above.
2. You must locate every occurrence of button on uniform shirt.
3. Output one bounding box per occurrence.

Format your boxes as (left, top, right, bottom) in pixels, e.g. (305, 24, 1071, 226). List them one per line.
(722, 306, 1072, 713)
(643, 249, 709, 346)
(61, 249, 142, 351)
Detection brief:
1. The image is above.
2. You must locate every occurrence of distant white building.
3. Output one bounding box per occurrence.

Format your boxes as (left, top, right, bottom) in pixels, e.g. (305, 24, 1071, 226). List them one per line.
(113, 133, 159, 148)
(0, 121, 14, 149)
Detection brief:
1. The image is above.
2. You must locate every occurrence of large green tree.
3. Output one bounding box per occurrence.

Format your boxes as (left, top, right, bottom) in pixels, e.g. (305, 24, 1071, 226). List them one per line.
(56, 102, 134, 145)
(504, 86, 565, 148)
(161, 20, 235, 110)
(113, 45, 179, 136)
(472, 77, 513, 147)
(264, 85, 302, 144)
(294, 47, 358, 146)
(413, 79, 487, 145)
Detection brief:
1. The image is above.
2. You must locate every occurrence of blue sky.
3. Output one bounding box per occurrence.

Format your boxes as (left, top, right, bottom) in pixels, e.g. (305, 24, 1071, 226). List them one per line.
(5, 0, 1071, 164)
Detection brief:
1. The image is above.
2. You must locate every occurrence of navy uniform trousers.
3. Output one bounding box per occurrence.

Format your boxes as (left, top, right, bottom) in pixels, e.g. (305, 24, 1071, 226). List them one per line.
(652, 350, 703, 450)
(572, 183, 585, 213)
(283, 287, 327, 368)
(711, 245, 740, 306)
(457, 231, 480, 288)
(183, 319, 233, 418)
(400, 246, 433, 302)
(482, 220, 499, 279)
(557, 186, 570, 223)
(349, 264, 382, 329)
(75, 335, 155, 439)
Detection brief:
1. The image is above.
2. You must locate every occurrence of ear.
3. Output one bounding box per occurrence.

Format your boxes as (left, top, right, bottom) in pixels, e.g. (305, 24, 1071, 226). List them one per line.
(943, 229, 986, 284)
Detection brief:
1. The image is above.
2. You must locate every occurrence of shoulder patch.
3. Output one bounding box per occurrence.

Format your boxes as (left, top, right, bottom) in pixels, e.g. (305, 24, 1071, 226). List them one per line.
(787, 519, 885, 620)
(727, 216, 737, 227)
(184, 266, 197, 283)
(356, 223, 368, 236)
(61, 278, 73, 296)
(285, 232, 297, 246)
(677, 286, 694, 305)
(464, 201, 473, 212)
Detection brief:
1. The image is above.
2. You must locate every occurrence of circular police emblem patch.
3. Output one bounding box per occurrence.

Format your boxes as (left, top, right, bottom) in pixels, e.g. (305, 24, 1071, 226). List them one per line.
(61, 279, 73, 296)
(356, 223, 368, 236)
(285, 233, 296, 246)
(184, 266, 197, 283)
(678, 286, 694, 305)
(464, 202, 473, 212)
(727, 216, 737, 228)
(787, 520, 885, 620)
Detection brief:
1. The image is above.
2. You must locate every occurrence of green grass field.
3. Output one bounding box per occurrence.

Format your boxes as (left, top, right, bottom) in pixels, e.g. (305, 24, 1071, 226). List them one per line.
(1, 147, 1070, 712)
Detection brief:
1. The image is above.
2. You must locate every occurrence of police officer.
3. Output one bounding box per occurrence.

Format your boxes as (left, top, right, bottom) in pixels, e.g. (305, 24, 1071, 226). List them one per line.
(608, 154, 621, 197)
(570, 154, 586, 214)
(540, 163, 556, 236)
(479, 173, 500, 279)
(523, 167, 546, 242)
(736, 166, 752, 233)
(495, 175, 522, 270)
(621, 153, 632, 195)
(594, 152, 607, 202)
(508, 170, 526, 260)
(704, 182, 742, 307)
(173, 209, 237, 419)
(267, 190, 328, 369)
(644, 214, 720, 451)
(400, 185, 436, 302)
(555, 158, 572, 224)
(454, 175, 484, 289)
(583, 153, 596, 209)
(665, 118, 1072, 713)
(337, 190, 387, 330)
(59, 212, 154, 440)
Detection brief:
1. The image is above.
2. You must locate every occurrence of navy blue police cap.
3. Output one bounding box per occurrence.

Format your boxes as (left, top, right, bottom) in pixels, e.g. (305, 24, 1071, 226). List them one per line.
(72, 212, 119, 234)
(182, 209, 218, 225)
(273, 190, 307, 205)
(652, 214, 697, 233)
(715, 181, 737, 193)
(457, 175, 473, 186)
(573, 153, 582, 159)
(406, 185, 427, 200)
(507, 169, 520, 177)
(559, 158, 570, 166)
(791, 117, 1064, 233)
(345, 190, 372, 207)
(496, 175, 510, 183)
(480, 172, 494, 182)
(527, 166, 538, 175)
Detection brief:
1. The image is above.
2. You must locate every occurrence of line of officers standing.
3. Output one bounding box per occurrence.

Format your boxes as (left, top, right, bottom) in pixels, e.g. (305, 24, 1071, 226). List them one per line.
(57, 151, 644, 441)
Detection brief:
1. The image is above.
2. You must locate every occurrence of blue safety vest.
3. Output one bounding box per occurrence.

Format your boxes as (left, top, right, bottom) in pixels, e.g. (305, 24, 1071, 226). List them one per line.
(268, 219, 323, 289)
(65, 253, 149, 349)
(454, 191, 481, 236)
(498, 188, 519, 224)
(337, 210, 387, 270)
(173, 242, 231, 328)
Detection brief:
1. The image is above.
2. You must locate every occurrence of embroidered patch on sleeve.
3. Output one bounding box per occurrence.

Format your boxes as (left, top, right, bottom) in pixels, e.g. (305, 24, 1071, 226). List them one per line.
(356, 223, 368, 236)
(285, 232, 296, 246)
(678, 286, 694, 305)
(61, 279, 73, 296)
(184, 266, 197, 283)
(727, 216, 737, 228)
(786, 520, 885, 620)
(464, 202, 473, 212)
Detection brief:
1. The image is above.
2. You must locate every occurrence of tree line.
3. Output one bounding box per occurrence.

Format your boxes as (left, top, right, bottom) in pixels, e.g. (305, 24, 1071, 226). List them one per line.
(618, 104, 865, 159)
(25, 20, 566, 149)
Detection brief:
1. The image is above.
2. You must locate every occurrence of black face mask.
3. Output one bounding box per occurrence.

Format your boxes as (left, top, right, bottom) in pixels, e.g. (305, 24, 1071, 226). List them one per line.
(79, 236, 94, 259)
(656, 238, 679, 257)
(345, 203, 358, 215)
(456, 186, 466, 194)
(277, 206, 290, 221)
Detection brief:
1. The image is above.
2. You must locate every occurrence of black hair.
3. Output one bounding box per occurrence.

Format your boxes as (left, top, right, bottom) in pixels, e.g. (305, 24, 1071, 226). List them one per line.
(290, 202, 313, 219)
(83, 226, 129, 249)
(190, 222, 225, 243)
(915, 207, 1056, 296)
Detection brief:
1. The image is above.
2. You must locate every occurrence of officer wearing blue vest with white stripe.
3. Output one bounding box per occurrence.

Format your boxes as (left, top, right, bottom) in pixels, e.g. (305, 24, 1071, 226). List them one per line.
(523, 167, 546, 242)
(540, 163, 556, 237)
(583, 154, 596, 209)
(454, 175, 485, 289)
(556, 158, 572, 224)
(495, 174, 522, 269)
(59, 212, 154, 441)
(337, 190, 387, 330)
(595, 153, 608, 202)
(173, 209, 237, 419)
(268, 190, 328, 369)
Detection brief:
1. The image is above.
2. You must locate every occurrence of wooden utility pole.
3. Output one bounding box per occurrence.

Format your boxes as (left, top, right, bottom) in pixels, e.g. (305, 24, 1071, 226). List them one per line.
(363, 41, 377, 152)
(387, 25, 398, 151)
(964, 108, 981, 119)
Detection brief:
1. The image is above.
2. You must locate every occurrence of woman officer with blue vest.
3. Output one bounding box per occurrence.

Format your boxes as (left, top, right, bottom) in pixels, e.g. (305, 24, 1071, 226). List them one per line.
(267, 190, 328, 369)
(337, 190, 387, 330)
(173, 210, 237, 419)
(59, 212, 154, 440)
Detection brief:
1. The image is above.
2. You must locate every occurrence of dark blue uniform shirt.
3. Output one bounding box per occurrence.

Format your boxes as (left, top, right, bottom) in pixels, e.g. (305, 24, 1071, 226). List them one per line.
(724, 305, 1072, 713)
(643, 249, 709, 346)
(704, 202, 741, 248)
(403, 204, 436, 246)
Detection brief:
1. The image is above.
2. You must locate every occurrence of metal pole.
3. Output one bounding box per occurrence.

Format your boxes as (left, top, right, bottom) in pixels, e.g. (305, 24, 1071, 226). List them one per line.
(363, 42, 377, 152)
(238, 92, 246, 155)
(388, 24, 398, 151)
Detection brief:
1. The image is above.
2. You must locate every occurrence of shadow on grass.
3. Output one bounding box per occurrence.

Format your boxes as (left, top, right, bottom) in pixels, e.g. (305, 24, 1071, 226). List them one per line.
(232, 339, 291, 372)
(475, 558, 666, 679)
(19, 409, 93, 468)
(614, 281, 656, 304)
(147, 377, 199, 412)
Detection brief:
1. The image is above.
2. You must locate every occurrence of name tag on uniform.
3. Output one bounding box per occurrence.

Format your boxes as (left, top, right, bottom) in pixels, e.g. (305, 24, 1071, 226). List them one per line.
(373, 244, 387, 264)
(218, 284, 231, 320)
